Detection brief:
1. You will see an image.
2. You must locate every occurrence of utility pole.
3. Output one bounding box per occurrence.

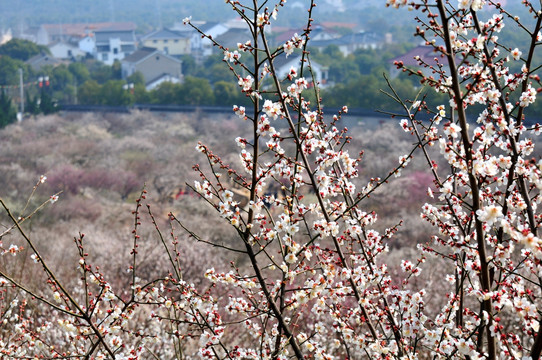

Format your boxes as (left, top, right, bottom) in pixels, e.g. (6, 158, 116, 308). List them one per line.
(156, 0, 163, 29)
(18, 68, 23, 122)
(74, 79, 78, 105)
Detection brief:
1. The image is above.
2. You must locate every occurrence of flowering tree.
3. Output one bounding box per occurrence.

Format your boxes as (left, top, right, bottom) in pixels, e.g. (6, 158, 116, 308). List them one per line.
(2, 0, 542, 359)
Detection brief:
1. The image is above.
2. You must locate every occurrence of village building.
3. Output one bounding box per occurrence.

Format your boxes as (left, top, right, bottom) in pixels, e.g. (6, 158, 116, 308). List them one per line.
(273, 55, 329, 87)
(140, 28, 190, 57)
(25, 53, 65, 71)
(48, 41, 86, 60)
(36, 22, 137, 64)
(388, 45, 450, 79)
(172, 21, 229, 62)
(121, 47, 183, 90)
(310, 31, 386, 56)
(94, 23, 137, 65)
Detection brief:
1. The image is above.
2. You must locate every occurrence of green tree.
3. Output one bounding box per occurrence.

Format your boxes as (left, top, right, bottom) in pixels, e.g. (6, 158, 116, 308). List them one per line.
(127, 71, 145, 86)
(133, 83, 151, 104)
(0, 39, 49, 61)
(206, 63, 235, 83)
(328, 58, 359, 84)
(213, 80, 244, 106)
(25, 91, 39, 115)
(111, 60, 122, 80)
(68, 62, 91, 84)
(196, 54, 234, 83)
(101, 80, 133, 106)
(322, 44, 343, 58)
(0, 91, 16, 128)
(78, 80, 102, 105)
(0, 56, 26, 85)
(353, 49, 382, 75)
(150, 82, 182, 104)
(87, 61, 115, 84)
(179, 76, 214, 105)
(180, 54, 197, 76)
(39, 88, 58, 114)
(51, 65, 74, 92)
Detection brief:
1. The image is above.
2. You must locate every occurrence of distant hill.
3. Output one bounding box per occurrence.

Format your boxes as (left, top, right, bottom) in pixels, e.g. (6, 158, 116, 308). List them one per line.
(0, 0, 416, 33)
(1, 0, 528, 40)
(1, 0, 232, 32)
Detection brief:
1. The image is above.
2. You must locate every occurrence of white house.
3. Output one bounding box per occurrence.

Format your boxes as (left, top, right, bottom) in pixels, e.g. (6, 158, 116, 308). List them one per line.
(310, 31, 386, 57)
(37, 22, 137, 64)
(94, 23, 137, 65)
(48, 41, 86, 59)
(173, 21, 229, 61)
(79, 36, 95, 55)
(273, 55, 329, 87)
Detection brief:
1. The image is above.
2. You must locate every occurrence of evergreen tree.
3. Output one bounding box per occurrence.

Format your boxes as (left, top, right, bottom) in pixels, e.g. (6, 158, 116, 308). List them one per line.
(39, 88, 58, 115)
(0, 91, 17, 128)
(25, 91, 39, 115)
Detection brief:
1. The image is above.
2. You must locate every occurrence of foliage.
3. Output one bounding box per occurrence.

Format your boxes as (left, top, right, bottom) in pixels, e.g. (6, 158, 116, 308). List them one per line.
(178, 76, 215, 105)
(149, 81, 182, 104)
(0, 91, 16, 127)
(68, 62, 91, 84)
(39, 88, 58, 114)
(78, 80, 103, 105)
(0, 56, 26, 85)
(0, 38, 50, 61)
(25, 91, 40, 115)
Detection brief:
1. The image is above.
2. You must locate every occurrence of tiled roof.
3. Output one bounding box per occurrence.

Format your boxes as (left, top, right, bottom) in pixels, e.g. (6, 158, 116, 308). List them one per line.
(388, 46, 450, 67)
(311, 31, 383, 48)
(122, 47, 181, 64)
(214, 28, 251, 49)
(141, 28, 188, 41)
(94, 22, 137, 32)
(41, 22, 136, 37)
(122, 47, 158, 63)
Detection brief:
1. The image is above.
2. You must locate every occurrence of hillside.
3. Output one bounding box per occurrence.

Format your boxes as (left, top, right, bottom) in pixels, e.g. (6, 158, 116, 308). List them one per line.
(0, 110, 434, 277)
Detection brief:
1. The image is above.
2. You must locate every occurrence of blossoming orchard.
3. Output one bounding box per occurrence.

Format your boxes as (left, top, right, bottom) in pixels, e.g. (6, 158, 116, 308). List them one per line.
(2, 0, 542, 359)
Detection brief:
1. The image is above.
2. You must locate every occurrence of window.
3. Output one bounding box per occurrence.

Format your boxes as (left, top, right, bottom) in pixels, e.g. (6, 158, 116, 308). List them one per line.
(164, 39, 168, 43)
(113, 48, 118, 54)
(102, 53, 109, 61)
(174, 39, 178, 43)
(164, 47, 169, 54)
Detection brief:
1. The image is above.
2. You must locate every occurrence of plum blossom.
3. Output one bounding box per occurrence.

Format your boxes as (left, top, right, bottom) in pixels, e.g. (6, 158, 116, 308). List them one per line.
(386, 0, 408, 8)
(476, 205, 503, 226)
(262, 99, 283, 119)
(458, 0, 485, 11)
(444, 123, 461, 138)
(233, 105, 246, 119)
(256, 13, 266, 27)
(519, 84, 537, 107)
(283, 33, 305, 57)
(223, 50, 241, 62)
(511, 47, 522, 61)
(238, 75, 253, 92)
(284, 40, 295, 57)
(400, 119, 410, 131)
